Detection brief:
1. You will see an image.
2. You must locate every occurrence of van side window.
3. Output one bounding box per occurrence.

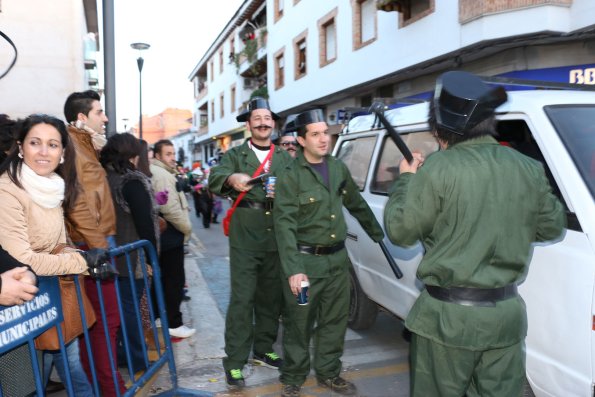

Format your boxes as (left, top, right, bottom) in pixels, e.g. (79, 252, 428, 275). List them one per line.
(371, 131, 438, 195)
(495, 119, 581, 232)
(336, 136, 377, 190)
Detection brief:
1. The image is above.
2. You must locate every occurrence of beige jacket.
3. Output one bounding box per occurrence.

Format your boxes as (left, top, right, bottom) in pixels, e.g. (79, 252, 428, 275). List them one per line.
(0, 174, 88, 275)
(149, 159, 192, 240)
(64, 125, 116, 249)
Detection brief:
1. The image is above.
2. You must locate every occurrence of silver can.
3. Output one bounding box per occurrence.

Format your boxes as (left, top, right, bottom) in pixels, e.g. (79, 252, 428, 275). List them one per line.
(265, 176, 276, 198)
(296, 281, 309, 305)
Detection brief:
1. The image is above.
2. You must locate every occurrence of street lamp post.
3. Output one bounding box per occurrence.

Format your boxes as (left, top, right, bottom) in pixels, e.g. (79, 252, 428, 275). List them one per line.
(130, 42, 150, 140)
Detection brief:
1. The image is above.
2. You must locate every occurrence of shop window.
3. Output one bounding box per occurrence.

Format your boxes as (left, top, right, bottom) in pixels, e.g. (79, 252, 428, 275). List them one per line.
(360, 94, 372, 108)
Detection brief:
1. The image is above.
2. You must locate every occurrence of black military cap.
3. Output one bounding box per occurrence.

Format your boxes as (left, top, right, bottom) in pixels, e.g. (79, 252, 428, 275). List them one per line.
(293, 109, 325, 130)
(434, 71, 507, 135)
(236, 96, 280, 122)
(282, 118, 296, 134)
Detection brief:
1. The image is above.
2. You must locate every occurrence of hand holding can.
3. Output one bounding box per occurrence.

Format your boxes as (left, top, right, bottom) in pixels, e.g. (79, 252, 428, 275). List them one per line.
(296, 281, 309, 305)
(265, 175, 277, 198)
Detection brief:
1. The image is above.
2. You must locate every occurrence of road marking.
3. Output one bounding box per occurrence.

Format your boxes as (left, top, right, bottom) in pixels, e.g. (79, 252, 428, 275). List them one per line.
(213, 362, 409, 396)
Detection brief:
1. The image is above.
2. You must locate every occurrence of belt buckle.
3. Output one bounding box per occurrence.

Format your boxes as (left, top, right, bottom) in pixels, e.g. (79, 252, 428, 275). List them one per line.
(314, 246, 322, 256)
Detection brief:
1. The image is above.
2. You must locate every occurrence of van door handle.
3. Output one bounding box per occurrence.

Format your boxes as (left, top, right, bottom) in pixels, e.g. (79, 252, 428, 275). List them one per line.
(346, 232, 358, 241)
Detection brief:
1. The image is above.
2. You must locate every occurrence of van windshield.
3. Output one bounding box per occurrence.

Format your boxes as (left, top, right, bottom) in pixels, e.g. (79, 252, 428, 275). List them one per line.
(545, 105, 595, 201)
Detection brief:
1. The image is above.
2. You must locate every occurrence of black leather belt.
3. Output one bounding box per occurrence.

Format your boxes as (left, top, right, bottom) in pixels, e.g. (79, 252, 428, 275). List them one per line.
(297, 241, 345, 256)
(236, 200, 273, 211)
(425, 284, 518, 307)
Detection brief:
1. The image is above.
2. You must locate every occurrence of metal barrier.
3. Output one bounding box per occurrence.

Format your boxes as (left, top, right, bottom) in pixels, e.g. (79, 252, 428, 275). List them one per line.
(0, 240, 212, 396)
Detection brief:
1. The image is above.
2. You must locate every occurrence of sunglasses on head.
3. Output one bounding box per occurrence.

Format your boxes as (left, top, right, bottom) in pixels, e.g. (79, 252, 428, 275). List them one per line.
(280, 141, 297, 147)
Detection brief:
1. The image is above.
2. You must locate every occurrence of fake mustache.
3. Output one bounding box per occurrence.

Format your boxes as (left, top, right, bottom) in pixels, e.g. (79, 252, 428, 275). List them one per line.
(253, 125, 272, 130)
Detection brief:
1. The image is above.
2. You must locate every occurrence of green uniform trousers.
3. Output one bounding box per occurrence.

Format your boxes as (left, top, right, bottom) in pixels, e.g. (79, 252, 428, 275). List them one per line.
(223, 247, 282, 371)
(410, 334, 525, 397)
(280, 269, 350, 386)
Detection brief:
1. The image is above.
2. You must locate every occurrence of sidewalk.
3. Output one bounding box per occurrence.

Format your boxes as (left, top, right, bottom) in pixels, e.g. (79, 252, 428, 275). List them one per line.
(147, 233, 285, 395)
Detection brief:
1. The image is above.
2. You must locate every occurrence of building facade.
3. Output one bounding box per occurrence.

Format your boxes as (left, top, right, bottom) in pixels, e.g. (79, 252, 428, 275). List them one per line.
(189, 0, 595, 158)
(0, 0, 101, 119)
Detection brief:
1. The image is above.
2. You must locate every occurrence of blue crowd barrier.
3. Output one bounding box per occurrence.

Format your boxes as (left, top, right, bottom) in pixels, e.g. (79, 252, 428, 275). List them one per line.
(0, 240, 212, 397)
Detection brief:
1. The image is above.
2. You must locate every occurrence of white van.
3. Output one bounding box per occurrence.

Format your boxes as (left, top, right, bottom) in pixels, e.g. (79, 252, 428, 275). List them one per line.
(333, 89, 595, 396)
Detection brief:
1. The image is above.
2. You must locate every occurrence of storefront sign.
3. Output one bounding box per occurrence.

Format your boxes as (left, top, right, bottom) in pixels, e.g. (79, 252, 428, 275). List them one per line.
(500, 63, 595, 85)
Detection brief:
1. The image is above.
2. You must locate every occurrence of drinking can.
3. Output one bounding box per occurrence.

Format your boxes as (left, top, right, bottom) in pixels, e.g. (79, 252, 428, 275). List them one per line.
(265, 176, 277, 198)
(296, 281, 309, 305)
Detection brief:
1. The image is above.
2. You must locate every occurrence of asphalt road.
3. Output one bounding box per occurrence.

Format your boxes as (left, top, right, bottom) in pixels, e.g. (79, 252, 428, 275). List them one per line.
(148, 195, 411, 397)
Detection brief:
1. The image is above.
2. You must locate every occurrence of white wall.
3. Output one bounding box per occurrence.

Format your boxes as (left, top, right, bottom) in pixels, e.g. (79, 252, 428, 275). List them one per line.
(266, 0, 594, 113)
(0, 0, 90, 119)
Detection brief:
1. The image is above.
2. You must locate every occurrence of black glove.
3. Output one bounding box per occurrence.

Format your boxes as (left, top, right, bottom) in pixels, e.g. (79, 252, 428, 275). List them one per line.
(80, 249, 119, 280)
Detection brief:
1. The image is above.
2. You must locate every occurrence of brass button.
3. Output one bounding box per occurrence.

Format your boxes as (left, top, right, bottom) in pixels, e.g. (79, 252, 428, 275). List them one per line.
(330, 214, 336, 219)
(267, 228, 272, 232)
(330, 234, 336, 239)
(265, 211, 271, 215)
(309, 197, 315, 202)
(342, 189, 347, 195)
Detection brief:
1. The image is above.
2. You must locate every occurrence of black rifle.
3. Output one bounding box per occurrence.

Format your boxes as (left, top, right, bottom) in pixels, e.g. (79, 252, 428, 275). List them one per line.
(368, 102, 408, 280)
(379, 240, 403, 279)
(368, 102, 413, 163)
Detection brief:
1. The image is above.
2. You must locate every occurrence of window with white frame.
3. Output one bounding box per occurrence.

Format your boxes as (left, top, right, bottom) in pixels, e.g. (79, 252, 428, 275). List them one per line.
(220, 93, 224, 118)
(294, 33, 307, 79)
(361, 0, 376, 43)
(353, 0, 377, 50)
(275, 50, 285, 89)
(319, 8, 338, 67)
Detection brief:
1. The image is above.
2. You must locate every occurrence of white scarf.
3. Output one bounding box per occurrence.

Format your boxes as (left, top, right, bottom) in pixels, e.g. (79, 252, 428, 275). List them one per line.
(19, 163, 65, 209)
(70, 121, 107, 150)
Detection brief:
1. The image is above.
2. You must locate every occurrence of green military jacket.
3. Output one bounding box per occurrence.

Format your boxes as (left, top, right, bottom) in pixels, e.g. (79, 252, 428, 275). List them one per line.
(384, 135, 566, 350)
(274, 152, 384, 279)
(208, 140, 293, 251)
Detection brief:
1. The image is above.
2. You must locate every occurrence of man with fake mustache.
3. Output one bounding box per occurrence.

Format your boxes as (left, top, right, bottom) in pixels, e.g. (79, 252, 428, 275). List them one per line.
(209, 97, 293, 389)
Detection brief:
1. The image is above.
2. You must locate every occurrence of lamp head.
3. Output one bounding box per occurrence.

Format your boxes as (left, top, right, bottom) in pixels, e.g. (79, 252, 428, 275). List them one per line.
(130, 42, 151, 51)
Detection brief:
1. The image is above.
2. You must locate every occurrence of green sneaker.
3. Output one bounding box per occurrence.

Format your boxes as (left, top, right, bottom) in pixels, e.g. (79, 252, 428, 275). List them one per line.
(253, 352, 283, 369)
(225, 369, 245, 388)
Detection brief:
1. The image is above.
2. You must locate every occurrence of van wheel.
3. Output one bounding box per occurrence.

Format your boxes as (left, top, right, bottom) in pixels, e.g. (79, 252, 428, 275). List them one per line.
(348, 268, 378, 330)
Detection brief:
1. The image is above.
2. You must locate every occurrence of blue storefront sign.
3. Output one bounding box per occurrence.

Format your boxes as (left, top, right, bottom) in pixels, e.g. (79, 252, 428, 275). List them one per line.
(499, 63, 595, 85)
(0, 277, 62, 354)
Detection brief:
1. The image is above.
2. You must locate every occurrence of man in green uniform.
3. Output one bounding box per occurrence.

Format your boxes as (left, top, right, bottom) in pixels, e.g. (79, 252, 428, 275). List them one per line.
(384, 71, 566, 396)
(208, 97, 293, 388)
(274, 109, 385, 397)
